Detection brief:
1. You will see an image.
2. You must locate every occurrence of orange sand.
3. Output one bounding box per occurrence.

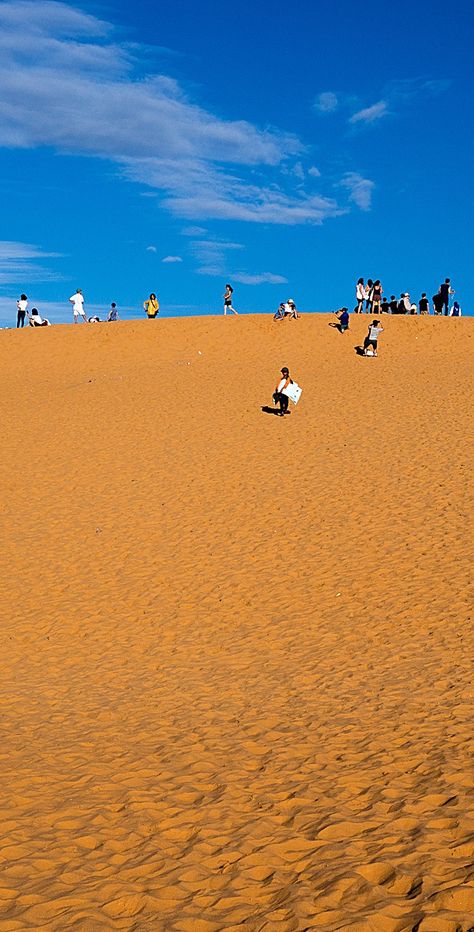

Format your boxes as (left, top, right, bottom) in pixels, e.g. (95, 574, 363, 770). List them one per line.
(0, 314, 472, 931)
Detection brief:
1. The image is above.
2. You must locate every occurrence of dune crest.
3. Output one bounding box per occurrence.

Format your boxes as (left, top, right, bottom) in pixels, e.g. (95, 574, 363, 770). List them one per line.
(0, 315, 472, 929)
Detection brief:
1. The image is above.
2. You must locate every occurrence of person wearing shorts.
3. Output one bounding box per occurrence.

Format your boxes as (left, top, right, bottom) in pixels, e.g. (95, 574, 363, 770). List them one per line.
(70, 289, 87, 323)
(223, 284, 238, 315)
(363, 320, 384, 356)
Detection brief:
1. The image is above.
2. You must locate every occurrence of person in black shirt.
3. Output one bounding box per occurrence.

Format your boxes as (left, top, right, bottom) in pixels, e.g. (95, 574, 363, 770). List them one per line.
(439, 278, 454, 316)
(389, 295, 398, 314)
(433, 292, 444, 315)
(380, 297, 390, 314)
(419, 293, 430, 315)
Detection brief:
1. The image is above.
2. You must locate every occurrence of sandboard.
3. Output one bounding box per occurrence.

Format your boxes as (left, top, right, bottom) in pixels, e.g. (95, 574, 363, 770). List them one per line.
(282, 382, 302, 404)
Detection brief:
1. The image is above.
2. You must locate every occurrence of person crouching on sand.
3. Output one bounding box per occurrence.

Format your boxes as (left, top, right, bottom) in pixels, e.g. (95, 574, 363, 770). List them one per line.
(335, 307, 350, 332)
(223, 284, 238, 315)
(363, 319, 384, 356)
(273, 367, 292, 416)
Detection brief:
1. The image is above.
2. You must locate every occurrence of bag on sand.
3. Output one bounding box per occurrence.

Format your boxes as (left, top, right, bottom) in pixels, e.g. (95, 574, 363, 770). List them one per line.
(282, 382, 302, 405)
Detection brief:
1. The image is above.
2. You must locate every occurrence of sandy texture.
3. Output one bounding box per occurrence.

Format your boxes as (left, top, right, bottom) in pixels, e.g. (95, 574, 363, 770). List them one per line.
(0, 314, 473, 931)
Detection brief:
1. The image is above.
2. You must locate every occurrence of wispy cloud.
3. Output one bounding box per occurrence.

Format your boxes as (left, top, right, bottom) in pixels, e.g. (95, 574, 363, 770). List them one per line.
(339, 173, 375, 211)
(146, 245, 157, 253)
(0, 240, 62, 284)
(349, 100, 388, 124)
(314, 91, 339, 113)
(0, 1, 355, 227)
(231, 272, 287, 286)
(161, 255, 183, 263)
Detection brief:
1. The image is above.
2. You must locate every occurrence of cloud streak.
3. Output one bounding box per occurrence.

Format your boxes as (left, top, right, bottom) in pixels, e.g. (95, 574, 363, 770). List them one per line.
(349, 100, 389, 124)
(0, 240, 62, 284)
(0, 1, 366, 225)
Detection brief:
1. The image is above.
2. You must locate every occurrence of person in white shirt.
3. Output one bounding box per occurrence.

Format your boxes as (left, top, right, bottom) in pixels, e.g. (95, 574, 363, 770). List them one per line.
(69, 289, 87, 323)
(363, 320, 384, 356)
(355, 278, 365, 313)
(273, 366, 293, 416)
(17, 294, 28, 328)
(28, 308, 51, 327)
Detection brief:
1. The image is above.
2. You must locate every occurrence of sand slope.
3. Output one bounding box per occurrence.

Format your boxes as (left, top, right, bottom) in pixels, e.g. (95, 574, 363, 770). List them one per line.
(0, 314, 472, 931)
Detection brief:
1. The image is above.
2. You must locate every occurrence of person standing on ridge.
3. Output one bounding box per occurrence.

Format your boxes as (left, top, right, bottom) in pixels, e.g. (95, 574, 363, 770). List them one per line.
(355, 278, 365, 313)
(439, 278, 455, 316)
(16, 294, 28, 328)
(69, 288, 87, 323)
(419, 293, 430, 315)
(223, 284, 238, 315)
(143, 293, 159, 318)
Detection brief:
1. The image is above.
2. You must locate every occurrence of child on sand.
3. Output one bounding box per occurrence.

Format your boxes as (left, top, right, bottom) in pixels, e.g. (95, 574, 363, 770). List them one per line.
(273, 367, 293, 416)
(223, 284, 238, 315)
(363, 320, 384, 356)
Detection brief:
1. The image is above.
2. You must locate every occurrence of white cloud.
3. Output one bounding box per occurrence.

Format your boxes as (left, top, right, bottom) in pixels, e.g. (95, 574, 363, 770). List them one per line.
(314, 91, 338, 113)
(308, 166, 321, 177)
(146, 245, 157, 252)
(349, 100, 388, 125)
(0, 1, 348, 227)
(0, 240, 61, 284)
(339, 173, 375, 211)
(161, 255, 183, 263)
(231, 272, 287, 285)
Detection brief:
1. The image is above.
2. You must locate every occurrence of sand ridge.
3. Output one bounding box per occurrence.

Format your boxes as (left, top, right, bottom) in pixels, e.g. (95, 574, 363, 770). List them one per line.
(0, 314, 473, 930)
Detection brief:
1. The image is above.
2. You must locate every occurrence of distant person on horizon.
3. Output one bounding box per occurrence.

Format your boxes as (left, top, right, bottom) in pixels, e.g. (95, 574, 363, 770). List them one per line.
(28, 308, 51, 327)
(397, 293, 411, 315)
(70, 289, 87, 323)
(389, 295, 398, 314)
(439, 278, 455, 316)
(380, 297, 390, 314)
(432, 291, 444, 315)
(223, 284, 238, 315)
(365, 279, 374, 313)
(363, 319, 383, 356)
(450, 301, 462, 317)
(274, 302, 286, 320)
(355, 278, 365, 313)
(419, 293, 430, 315)
(107, 302, 118, 321)
(273, 367, 293, 416)
(285, 298, 300, 319)
(143, 293, 159, 318)
(16, 294, 28, 328)
(372, 280, 382, 312)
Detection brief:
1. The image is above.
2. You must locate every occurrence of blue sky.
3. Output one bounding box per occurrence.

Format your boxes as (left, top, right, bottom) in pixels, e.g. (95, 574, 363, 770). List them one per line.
(0, 0, 472, 323)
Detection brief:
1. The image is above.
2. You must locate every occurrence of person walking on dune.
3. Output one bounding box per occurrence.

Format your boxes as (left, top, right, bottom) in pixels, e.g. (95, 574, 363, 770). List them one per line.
(70, 289, 87, 323)
(143, 293, 159, 319)
(223, 284, 238, 315)
(16, 294, 28, 328)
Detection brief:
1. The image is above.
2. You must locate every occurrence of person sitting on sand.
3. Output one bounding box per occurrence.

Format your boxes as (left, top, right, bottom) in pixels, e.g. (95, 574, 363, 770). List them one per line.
(143, 293, 159, 318)
(335, 307, 350, 332)
(363, 319, 383, 356)
(285, 298, 300, 319)
(223, 284, 238, 315)
(88, 315, 101, 323)
(389, 295, 398, 314)
(450, 301, 462, 317)
(380, 296, 390, 314)
(28, 308, 51, 327)
(419, 293, 430, 315)
(107, 303, 118, 321)
(274, 302, 286, 321)
(273, 367, 293, 416)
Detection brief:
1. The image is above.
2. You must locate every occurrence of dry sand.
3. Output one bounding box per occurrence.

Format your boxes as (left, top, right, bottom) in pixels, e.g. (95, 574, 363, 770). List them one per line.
(0, 313, 472, 931)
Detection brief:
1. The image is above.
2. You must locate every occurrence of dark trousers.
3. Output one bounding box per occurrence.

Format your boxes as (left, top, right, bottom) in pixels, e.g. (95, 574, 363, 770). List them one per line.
(17, 311, 25, 328)
(276, 391, 289, 414)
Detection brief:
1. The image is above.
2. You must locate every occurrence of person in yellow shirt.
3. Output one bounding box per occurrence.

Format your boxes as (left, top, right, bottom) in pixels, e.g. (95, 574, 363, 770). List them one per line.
(143, 293, 159, 318)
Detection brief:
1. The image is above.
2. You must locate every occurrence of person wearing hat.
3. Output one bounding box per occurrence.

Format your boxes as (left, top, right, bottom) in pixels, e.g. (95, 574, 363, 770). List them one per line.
(285, 298, 300, 319)
(69, 288, 87, 323)
(273, 367, 293, 415)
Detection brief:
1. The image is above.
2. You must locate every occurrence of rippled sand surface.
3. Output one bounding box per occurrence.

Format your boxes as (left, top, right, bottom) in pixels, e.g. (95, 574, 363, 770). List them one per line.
(0, 314, 472, 931)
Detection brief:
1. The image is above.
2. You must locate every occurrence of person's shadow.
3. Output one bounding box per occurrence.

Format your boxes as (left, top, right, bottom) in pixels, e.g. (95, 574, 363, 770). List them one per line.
(261, 405, 281, 416)
(354, 345, 366, 356)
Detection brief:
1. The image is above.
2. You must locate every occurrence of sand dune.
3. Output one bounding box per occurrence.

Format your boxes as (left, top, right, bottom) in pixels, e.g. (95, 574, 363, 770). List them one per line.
(0, 314, 472, 930)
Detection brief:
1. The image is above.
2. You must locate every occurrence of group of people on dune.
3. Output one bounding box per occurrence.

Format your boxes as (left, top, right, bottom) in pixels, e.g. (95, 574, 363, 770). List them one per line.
(15, 274, 462, 329)
(355, 277, 461, 316)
